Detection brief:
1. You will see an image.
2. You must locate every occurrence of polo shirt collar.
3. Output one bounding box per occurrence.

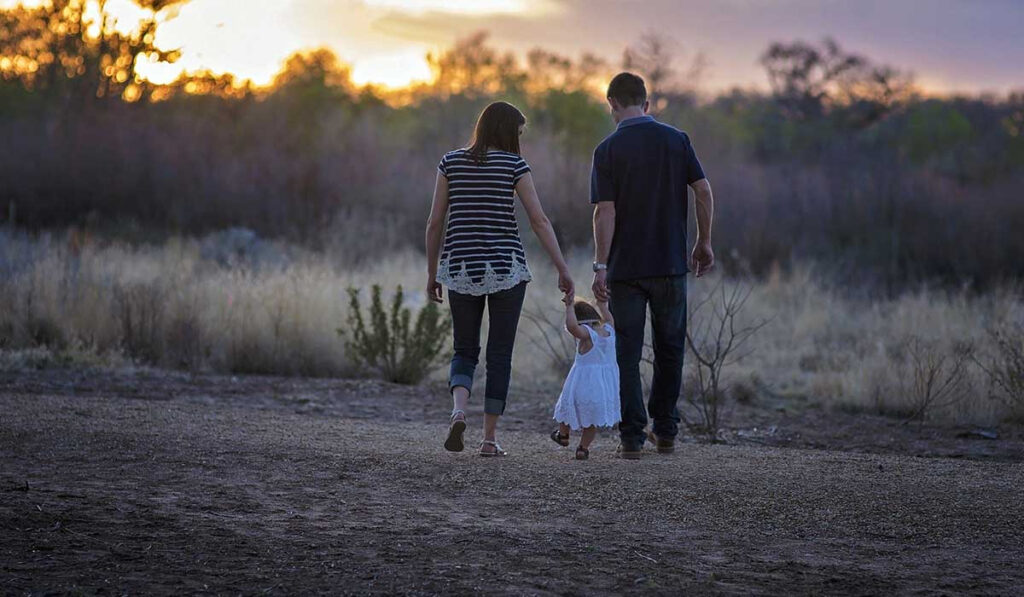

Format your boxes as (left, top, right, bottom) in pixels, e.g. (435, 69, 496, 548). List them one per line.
(617, 115, 655, 129)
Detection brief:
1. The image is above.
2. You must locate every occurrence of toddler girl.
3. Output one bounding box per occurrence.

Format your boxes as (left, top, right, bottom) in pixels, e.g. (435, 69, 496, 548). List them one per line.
(550, 296, 621, 459)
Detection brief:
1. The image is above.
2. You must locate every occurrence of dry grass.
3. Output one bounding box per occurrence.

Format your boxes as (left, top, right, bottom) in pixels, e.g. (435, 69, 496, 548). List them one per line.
(724, 266, 1022, 425)
(0, 229, 425, 378)
(1, 228, 1021, 425)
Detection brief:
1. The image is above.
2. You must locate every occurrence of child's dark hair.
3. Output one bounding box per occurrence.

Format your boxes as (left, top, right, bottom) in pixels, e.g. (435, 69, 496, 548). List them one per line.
(573, 299, 602, 324)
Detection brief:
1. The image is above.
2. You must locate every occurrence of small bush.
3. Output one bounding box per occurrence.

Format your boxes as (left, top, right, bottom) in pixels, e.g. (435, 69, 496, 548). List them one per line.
(164, 310, 206, 372)
(685, 280, 768, 441)
(114, 282, 165, 363)
(900, 336, 973, 424)
(520, 305, 575, 376)
(340, 285, 450, 385)
(0, 319, 16, 348)
(225, 333, 276, 375)
(974, 323, 1024, 422)
(26, 315, 66, 349)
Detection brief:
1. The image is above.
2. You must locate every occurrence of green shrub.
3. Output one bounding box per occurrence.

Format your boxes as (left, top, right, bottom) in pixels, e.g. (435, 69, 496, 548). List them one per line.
(340, 285, 450, 385)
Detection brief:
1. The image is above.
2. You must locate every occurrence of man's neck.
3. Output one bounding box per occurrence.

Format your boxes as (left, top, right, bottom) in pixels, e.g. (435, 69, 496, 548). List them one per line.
(615, 106, 647, 123)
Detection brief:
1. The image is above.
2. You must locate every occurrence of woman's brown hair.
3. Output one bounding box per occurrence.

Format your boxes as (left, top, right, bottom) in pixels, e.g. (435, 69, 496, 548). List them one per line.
(573, 299, 602, 324)
(466, 101, 526, 163)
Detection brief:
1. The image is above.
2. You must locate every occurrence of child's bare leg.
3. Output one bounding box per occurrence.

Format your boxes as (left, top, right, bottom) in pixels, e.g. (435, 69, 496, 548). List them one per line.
(559, 423, 570, 437)
(580, 426, 597, 449)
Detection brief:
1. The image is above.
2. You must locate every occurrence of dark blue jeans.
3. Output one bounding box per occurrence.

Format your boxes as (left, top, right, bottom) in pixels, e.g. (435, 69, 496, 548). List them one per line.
(447, 282, 527, 416)
(610, 275, 687, 447)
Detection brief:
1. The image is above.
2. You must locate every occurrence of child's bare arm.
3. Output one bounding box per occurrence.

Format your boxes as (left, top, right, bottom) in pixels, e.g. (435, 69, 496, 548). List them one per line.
(564, 295, 590, 341)
(596, 298, 614, 329)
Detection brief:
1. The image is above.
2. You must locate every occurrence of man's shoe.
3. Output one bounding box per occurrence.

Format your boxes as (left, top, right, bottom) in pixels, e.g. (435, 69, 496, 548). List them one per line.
(647, 430, 675, 454)
(616, 442, 643, 460)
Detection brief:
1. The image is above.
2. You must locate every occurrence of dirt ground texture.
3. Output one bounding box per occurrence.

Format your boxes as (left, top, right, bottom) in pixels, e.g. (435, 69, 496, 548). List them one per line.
(2, 369, 1023, 595)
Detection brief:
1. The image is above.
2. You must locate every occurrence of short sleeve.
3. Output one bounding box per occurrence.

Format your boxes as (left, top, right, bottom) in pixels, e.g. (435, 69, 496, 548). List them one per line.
(590, 143, 614, 204)
(682, 134, 706, 184)
(437, 153, 449, 178)
(513, 156, 531, 184)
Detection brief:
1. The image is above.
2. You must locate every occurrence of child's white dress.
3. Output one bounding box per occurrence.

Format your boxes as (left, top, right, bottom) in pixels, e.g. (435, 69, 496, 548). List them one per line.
(553, 323, 621, 430)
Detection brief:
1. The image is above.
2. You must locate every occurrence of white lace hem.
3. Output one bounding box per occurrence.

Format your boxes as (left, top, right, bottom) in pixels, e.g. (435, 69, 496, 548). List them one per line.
(437, 257, 532, 296)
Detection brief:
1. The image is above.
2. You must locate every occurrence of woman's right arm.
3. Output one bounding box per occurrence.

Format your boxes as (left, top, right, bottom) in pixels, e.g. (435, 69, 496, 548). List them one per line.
(515, 172, 574, 300)
(425, 171, 449, 303)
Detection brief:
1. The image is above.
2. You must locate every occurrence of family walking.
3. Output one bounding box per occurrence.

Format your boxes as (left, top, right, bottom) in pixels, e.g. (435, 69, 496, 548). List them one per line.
(424, 72, 715, 460)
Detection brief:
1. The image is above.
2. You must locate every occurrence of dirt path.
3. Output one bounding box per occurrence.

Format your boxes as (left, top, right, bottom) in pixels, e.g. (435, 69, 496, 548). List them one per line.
(2, 376, 1023, 595)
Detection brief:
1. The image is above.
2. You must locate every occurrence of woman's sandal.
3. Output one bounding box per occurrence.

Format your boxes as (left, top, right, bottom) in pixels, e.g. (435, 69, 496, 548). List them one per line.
(479, 440, 507, 457)
(550, 428, 570, 447)
(444, 410, 467, 452)
(575, 445, 590, 460)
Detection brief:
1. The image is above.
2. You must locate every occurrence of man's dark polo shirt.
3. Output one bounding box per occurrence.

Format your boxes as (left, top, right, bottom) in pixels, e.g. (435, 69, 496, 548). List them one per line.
(590, 115, 706, 282)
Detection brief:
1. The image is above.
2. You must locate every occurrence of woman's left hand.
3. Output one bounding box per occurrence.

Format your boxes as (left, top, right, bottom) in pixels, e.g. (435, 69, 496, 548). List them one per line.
(427, 279, 444, 304)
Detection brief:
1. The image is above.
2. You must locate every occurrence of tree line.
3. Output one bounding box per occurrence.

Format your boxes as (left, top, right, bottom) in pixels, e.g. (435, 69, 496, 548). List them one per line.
(1, 0, 1022, 290)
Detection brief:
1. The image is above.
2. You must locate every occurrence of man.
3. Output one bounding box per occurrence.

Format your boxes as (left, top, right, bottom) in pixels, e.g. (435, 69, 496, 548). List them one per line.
(590, 72, 715, 460)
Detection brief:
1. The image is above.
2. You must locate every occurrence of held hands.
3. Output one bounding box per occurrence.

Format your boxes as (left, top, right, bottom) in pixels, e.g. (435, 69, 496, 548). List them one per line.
(591, 269, 609, 302)
(691, 240, 715, 277)
(558, 268, 575, 304)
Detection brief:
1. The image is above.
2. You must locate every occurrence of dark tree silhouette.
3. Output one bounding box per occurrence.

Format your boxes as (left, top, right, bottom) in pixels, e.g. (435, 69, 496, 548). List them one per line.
(426, 31, 524, 98)
(760, 37, 865, 119)
(0, 0, 187, 107)
(622, 32, 676, 96)
(622, 32, 706, 111)
(760, 37, 915, 126)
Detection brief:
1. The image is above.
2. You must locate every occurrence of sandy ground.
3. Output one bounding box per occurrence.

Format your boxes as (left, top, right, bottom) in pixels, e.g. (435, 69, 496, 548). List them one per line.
(2, 370, 1023, 595)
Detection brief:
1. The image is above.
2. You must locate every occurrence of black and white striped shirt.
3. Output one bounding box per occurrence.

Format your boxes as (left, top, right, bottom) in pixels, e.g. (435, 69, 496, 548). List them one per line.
(436, 149, 532, 295)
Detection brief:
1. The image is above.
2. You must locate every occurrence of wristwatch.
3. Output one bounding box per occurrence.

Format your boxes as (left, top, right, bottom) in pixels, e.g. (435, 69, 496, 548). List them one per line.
(592, 262, 608, 272)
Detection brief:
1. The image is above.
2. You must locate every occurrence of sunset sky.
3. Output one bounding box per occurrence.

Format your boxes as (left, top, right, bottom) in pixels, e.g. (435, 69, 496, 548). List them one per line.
(5, 0, 1022, 93)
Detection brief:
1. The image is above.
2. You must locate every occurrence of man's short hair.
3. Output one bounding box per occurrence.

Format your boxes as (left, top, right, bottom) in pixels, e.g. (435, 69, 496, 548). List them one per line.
(607, 72, 647, 107)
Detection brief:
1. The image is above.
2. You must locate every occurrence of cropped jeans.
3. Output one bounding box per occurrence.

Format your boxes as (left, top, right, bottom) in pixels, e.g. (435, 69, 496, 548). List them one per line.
(609, 275, 687, 447)
(447, 282, 527, 416)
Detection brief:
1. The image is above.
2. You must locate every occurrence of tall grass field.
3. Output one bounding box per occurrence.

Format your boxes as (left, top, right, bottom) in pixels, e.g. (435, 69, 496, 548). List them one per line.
(1, 227, 1021, 426)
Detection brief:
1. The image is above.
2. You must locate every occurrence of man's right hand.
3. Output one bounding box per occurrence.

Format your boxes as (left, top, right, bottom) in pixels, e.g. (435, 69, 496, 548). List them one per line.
(691, 240, 714, 277)
(592, 270, 609, 301)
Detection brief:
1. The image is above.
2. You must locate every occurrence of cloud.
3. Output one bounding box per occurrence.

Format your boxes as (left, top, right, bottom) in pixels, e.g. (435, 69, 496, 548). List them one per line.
(134, 0, 1024, 92)
(367, 0, 1024, 93)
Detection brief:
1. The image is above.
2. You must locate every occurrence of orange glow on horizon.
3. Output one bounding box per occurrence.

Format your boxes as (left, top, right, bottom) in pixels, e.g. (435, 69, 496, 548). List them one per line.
(1, 0, 1018, 97)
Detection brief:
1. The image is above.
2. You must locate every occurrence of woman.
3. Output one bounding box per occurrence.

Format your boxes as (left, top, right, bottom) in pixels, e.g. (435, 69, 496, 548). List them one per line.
(425, 101, 574, 457)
